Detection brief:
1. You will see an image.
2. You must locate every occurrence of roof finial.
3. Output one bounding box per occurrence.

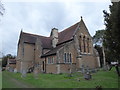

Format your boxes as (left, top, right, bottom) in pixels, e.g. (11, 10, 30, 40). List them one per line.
(21, 28, 23, 32)
(81, 16, 83, 19)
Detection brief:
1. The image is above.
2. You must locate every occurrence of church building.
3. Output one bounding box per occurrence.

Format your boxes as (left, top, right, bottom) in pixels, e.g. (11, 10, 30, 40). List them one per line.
(16, 17, 100, 74)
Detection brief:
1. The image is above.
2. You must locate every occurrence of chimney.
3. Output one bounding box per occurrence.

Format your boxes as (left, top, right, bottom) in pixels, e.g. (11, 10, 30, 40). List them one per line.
(51, 28, 58, 48)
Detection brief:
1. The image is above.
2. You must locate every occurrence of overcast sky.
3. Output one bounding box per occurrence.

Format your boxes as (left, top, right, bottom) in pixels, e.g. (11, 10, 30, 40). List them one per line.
(0, 0, 111, 56)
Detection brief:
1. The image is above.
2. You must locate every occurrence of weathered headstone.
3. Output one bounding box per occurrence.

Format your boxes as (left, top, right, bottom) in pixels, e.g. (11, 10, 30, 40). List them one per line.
(84, 71, 92, 80)
(86, 66, 89, 72)
(91, 68, 96, 73)
(34, 67, 39, 79)
(103, 65, 108, 71)
(21, 69, 27, 77)
(14, 68, 17, 73)
(9, 67, 14, 72)
(81, 65, 85, 74)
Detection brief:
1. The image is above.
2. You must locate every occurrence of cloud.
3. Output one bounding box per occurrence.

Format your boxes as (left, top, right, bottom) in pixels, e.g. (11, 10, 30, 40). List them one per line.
(0, 1, 111, 55)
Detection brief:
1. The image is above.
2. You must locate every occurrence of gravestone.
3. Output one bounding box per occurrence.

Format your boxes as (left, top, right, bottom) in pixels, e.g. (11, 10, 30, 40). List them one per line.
(21, 69, 27, 77)
(34, 67, 39, 79)
(14, 68, 17, 73)
(84, 71, 92, 80)
(86, 66, 89, 72)
(103, 65, 108, 71)
(91, 68, 96, 73)
(9, 67, 14, 72)
(81, 65, 85, 74)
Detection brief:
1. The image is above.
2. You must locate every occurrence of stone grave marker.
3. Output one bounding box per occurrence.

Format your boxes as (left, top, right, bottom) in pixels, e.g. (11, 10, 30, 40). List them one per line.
(81, 65, 85, 74)
(14, 68, 17, 73)
(91, 68, 96, 73)
(34, 67, 39, 79)
(84, 71, 92, 80)
(21, 69, 27, 78)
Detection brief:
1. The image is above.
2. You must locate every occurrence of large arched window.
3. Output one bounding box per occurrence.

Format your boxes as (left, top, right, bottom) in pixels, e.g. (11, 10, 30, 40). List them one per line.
(83, 36, 86, 52)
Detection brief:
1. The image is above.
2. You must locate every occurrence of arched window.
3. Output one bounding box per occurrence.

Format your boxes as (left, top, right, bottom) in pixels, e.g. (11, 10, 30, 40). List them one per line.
(83, 36, 86, 52)
(64, 53, 67, 63)
(67, 53, 69, 62)
(87, 38, 89, 53)
(79, 36, 82, 52)
(69, 53, 72, 63)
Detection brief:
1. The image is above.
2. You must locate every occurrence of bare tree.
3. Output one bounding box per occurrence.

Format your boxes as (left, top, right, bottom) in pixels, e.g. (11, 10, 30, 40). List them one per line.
(0, 0, 5, 18)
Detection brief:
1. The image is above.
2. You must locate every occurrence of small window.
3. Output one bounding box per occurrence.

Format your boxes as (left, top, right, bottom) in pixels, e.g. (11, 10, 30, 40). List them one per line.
(48, 57, 54, 64)
(64, 53, 72, 63)
(48, 57, 51, 64)
(51, 57, 54, 64)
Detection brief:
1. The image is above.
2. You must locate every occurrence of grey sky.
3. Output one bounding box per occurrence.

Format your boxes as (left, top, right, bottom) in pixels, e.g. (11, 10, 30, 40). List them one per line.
(0, 1, 111, 56)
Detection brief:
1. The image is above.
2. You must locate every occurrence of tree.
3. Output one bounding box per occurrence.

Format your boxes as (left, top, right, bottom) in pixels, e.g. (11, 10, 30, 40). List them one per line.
(0, 0, 5, 21)
(103, 2, 120, 63)
(2, 54, 16, 67)
(94, 45, 103, 67)
(93, 30, 105, 46)
(93, 30, 105, 67)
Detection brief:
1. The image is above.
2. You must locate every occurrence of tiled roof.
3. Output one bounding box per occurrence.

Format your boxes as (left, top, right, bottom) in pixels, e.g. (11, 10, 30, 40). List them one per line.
(20, 21, 80, 57)
(58, 22, 79, 44)
(41, 44, 64, 57)
(22, 32, 52, 49)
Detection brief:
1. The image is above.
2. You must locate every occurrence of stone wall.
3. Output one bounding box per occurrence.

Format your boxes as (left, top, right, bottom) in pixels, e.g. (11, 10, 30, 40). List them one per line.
(46, 64, 57, 74)
(16, 61, 21, 72)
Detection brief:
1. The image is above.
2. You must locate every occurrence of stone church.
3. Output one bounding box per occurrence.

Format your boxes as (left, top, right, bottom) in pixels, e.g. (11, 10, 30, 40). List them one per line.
(16, 17, 100, 74)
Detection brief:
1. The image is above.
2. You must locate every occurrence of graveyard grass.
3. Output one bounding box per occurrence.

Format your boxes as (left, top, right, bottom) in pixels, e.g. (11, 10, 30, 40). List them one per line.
(2, 67, 119, 88)
(0, 72, 2, 89)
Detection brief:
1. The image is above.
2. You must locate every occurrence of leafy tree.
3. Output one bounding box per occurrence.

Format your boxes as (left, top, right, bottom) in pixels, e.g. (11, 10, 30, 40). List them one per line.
(2, 54, 16, 67)
(103, 2, 120, 63)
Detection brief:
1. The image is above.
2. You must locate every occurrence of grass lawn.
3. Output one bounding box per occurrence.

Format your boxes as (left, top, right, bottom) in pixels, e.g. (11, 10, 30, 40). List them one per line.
(0, 72, 2, 89)
(2, 67, 120, 88)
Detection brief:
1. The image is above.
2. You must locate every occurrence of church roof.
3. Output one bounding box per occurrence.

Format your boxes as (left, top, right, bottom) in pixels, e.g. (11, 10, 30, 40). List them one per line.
(22, 32, 52, 49)
(19, 18, 87, 57)
(58, 22, 79, 44)
(21, 21, 79, 49)
(41, 44, 64, 57)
